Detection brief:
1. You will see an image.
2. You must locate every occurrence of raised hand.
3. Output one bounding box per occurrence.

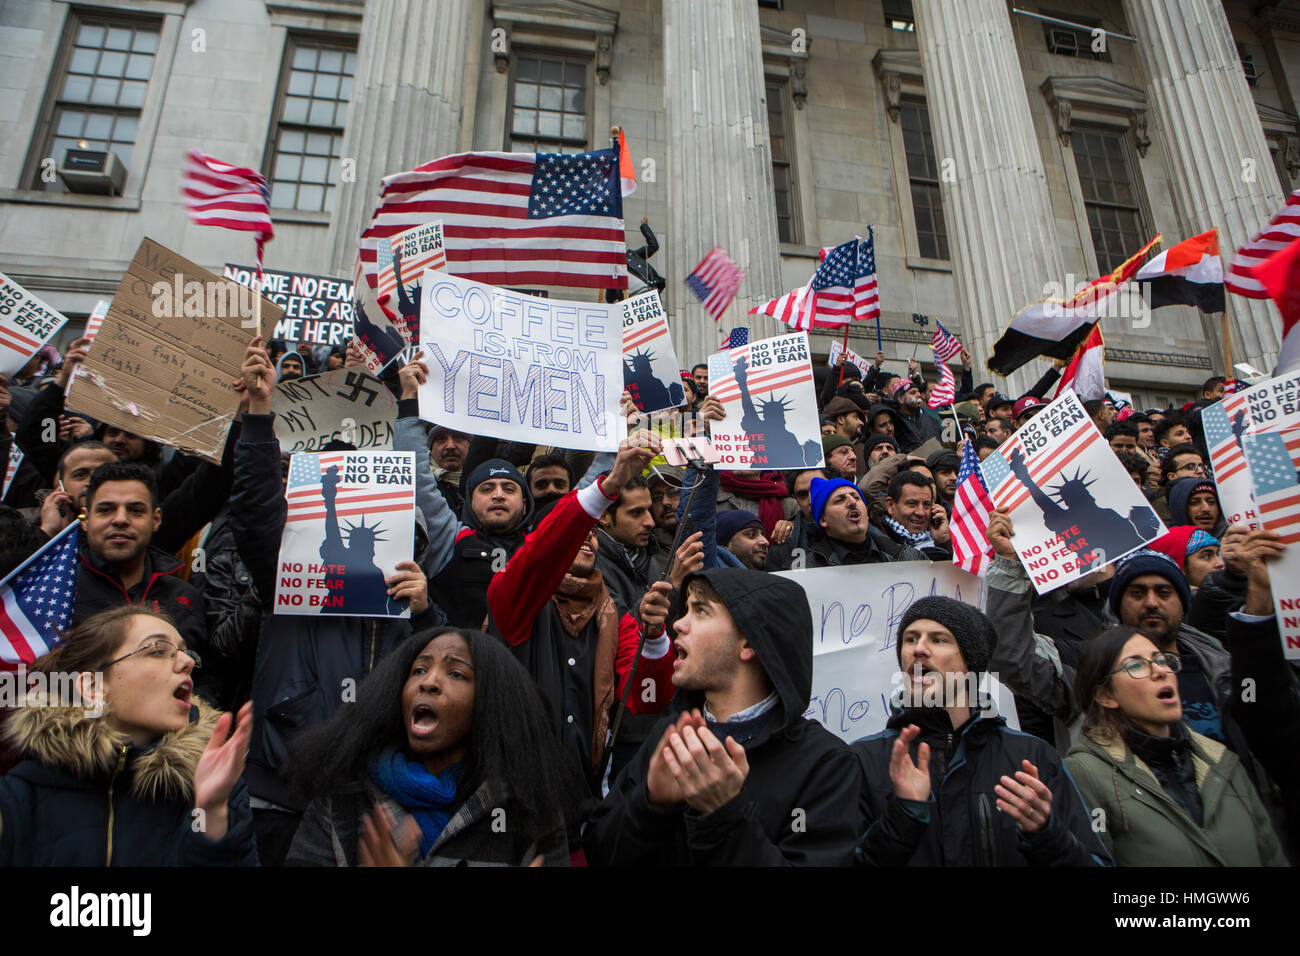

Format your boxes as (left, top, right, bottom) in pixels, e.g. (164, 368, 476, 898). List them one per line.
(345, 339, 366, 369)
(986, 507, 1017, 559)
(662, 722, 750, 815)
(696, 396, 725, 423)
(54, 337, 92, 389)
(604, 429, 661, 497)
(385, 560, 429, 615)
(995, 760, 1053, 833)
(398, 350, 428, 401)
(639, 580, 674, 638)
(668, 530, 704, 592)
(39, 489, 76, 536)
(889, 724, 931, 802)
(240, 336, 275, 413)
(647, 710, 705, 808)
(192, 701, 253, 842)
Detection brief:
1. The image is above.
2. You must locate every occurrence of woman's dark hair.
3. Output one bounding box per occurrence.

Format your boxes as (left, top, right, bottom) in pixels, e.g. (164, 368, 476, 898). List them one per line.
(1074, 625, 1154, 746)
(286, 627, 576, 839)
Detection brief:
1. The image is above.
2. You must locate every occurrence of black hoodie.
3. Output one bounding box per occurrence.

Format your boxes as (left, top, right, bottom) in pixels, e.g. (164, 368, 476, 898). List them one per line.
(583, 567, 860, 866)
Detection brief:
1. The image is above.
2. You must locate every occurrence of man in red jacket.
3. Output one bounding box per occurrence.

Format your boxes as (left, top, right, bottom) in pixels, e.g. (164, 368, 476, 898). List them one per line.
(487, 431, 681, 800)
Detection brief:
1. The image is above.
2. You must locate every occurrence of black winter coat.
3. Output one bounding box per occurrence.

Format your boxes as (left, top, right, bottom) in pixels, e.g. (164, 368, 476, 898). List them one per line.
(584, 568, 861, 866)
(0, 698, 257, 866)
(853, 706, 1111, 866)
(592, 528, 664, 618)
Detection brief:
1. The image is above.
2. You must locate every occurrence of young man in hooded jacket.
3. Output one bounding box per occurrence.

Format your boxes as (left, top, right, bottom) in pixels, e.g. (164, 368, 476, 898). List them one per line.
(583, 567, 860, 866)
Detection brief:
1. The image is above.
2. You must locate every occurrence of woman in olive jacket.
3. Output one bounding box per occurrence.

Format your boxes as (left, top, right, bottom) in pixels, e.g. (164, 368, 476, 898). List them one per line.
(1065, 626, 1287, 867)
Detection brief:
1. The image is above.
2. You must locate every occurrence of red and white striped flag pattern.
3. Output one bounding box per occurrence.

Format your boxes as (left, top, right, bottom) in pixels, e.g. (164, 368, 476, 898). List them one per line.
(707, 342, 815, 405)
(0, 523, 78, 670)
(1226, 188, 1300, 298)
(750, 282, 814, 329)
(928, 361, 956, 408)
(931, 319, 963, 362)
(952, 441, 995, 576)
(180, 149, 274, 271)
(987, 423, 1108, 514)
(378, 222, 447, 302)
(286, 453, 412, 524)
(358, 150, 625, 291)
(1242, 426, 1300, 546)
(685, 247, 744, 322)
(623, 313, 670, 354)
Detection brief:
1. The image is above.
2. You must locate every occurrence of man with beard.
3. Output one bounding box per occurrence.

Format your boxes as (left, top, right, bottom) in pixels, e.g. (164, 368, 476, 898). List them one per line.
(871, 470, 951, 561)
(863, 433, 899, 467)
(526, 453, 574, 508)
(716, 510, 769, 571)
(823, 396, 866, 443)
(823, 434, 859, 481)
(766, 467, 826, 571)
(985, 416, 1012, 446)
(891, 379, 943, 453)
(646, 465, 683, 555)
(807, 477, 921, 567)
(427, 424, 470, 515)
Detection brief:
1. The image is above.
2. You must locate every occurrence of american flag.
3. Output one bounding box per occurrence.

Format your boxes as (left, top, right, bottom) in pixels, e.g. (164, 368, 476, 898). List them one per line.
(983, 419, 1107, 514)
(357, 150, 625, 291)
(952, 441, 995, 577)
(180, 149, 274, 274)
(84, 299, 109, 343)
(928, 361, 956, 408)
(751, 233, 881, 331)
(285, 453, 413, 524)
(3, 445, 23, 499)
(685, 247, 744, 322)
(378, 221, 447, 302)
(1203, 395, 1251, 488)
(707, 336, 814, 405)
(720, 327, 749, 350)
(932, 319, 963, 362)
(624, 313, 671, 354)
(0, 523, 78, 670)
(1226, 188, 1300, 297)
(1243, 427, 1300, 544)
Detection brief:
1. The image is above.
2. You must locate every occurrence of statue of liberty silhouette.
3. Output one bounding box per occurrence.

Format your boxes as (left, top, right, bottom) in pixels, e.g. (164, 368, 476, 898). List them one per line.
(1007, 448, 1150, 572)
(733, 354, 822, 468)
(318, 464, 402, 615)
(623, 348, 684, 412)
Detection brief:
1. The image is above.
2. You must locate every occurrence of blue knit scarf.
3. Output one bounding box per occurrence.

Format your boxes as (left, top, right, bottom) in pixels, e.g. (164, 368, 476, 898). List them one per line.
(369, 749, 463, 857)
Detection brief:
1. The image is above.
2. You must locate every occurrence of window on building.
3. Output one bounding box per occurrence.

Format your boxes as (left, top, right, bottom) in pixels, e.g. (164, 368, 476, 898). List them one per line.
(1072, 128, 1146, 274)
(267, 38, 356, 213)
(900, 100, 948, 260)
(508, 54, 590, 154)
(767, 80, 799, 244)
(1041, 10, 1112, 63)
(35, 14, 160, 192)
(884, 0, 915, 32)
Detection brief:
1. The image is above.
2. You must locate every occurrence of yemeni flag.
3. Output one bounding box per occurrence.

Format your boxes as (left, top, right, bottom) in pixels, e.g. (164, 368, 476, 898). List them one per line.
(988, 235, 1161, 375)
(1135, 229, 1225, 313)
(1053, 325, 1105, 400)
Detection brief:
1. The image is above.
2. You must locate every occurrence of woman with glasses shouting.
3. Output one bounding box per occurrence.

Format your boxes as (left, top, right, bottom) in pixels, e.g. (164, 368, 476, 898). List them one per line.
(1064, 626, 1286, 867)
(0, 606, 257, 866)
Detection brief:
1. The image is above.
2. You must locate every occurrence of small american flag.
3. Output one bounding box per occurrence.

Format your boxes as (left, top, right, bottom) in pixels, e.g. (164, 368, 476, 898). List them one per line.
(932, 319, 963, 362)
(1226, 188, 1300, 298)
(928, 361, 956, 408)
(358, 150, 625, 291)
(1243, 427, 1300, 544)
(751, 232, 880, 331)
(286, 453, 412, 524)
(180, 149, 274, 275)
(685, 247, 744, 322)
(720, 327, 749, 350)
(0, 523, 78, 670)
(952, 441, 995, 577)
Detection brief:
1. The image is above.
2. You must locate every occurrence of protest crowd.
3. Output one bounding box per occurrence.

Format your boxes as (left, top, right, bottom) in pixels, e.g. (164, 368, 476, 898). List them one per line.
(0, 145, 1297, 871)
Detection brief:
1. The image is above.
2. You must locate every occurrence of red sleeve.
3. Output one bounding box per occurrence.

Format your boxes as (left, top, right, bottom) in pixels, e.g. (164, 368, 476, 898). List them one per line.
(487, 489, 599, 647)
(615, 612, 676, 715)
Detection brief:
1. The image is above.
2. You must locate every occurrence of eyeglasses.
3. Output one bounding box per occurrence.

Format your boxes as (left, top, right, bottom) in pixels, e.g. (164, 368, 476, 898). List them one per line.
(1108, 652, 1180, 680)
(106, 639, 201, 669)
(1172, 462, 1207, 476)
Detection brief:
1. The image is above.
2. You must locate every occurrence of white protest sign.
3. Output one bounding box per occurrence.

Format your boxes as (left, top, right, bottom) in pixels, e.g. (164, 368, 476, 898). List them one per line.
(621, 290, 684, 414)
(828, 339, 871, 377)
(0, 273, 68, 377)
(416, 271, 623, 452)
(1236, 369, 1300, 430)
(354, 239, 415, 375)
(275, 450, 415, 618)
(775, 563, 1018, 743)
(980, 391, 1164, 593)
(2, 445, 23, 500)
(378, 221, 446, 348)
(1241, 424, 1300, 660)
(707, 331, 824, 470)
(1202, 392, 1259, 528)
(272, 368, 396, 453)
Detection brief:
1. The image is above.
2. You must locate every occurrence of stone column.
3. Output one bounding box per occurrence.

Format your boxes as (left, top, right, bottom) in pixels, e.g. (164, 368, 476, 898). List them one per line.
(325, 0, 477, 274)
(662, 0, 782, 363)
(913, 0, 1067, 396)
(1122, 0, 1285, 374)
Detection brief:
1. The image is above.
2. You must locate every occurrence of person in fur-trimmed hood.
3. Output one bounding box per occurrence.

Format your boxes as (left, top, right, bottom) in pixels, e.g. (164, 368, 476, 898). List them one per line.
(0, 606, 257, 866)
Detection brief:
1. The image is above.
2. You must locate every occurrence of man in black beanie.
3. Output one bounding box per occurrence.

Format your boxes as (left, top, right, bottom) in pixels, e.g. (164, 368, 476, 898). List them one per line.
(852, 596, 1110, 866)
(584, 568, 861, 866)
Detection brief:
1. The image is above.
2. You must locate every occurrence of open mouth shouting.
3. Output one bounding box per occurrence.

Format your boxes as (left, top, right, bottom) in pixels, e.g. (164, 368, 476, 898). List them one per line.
(173, 679, 192, 710)
(409, 701, 439, 740)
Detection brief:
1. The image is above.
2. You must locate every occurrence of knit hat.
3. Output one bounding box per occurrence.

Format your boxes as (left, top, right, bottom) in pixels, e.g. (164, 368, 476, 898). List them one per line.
(716, 509, 762, 547)
(1108, 548, 1191, 617)
(809, 476, 858, 526)
(1148, 525, 1197, 570)
(863, 432, 899, 458)
(822, 433, 853, 457)
(895, 596, 995, 674)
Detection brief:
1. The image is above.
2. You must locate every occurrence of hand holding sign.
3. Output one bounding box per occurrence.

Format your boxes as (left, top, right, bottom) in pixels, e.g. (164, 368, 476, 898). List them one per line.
(54, 337, 91, 389)
(604, 429, 661, 496)
(398, 350, 429, 401)
(987, 507, 1017, 559)
(241, 336, 275, 414)
(385, 560, 429, 615)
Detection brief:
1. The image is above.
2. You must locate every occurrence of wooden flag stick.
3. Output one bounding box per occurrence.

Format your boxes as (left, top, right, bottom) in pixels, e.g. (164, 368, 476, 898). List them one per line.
(837, 323, 851, 386)
(1219, 311, 1233, 376)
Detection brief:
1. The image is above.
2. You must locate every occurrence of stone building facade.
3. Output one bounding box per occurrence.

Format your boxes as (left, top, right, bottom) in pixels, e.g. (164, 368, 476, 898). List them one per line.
(1, 0, 1297, 406)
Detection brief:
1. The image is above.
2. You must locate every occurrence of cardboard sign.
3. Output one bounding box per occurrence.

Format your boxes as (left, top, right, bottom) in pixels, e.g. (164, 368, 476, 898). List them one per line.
(272, 368, 396, 453)
(415, 271, 623, 452)
(707, 331, 824, 470)
(1241, 424, 1300, 660)
(0, 273, 68, 377)
(980, 391, 1164, 593)
(67, 238, 282, 463)
(621, 290, 685, 414)
(275, 450, 415, 618)
(223, 265, 354, 347)
(776, 563, 1018, 743)
(828, 339, 871, 377)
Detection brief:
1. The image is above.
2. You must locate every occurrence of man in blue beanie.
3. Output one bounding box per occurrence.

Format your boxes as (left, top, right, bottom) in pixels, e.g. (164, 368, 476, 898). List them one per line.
(804, 477, 921, 567)
(715, 509, 769, 571)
